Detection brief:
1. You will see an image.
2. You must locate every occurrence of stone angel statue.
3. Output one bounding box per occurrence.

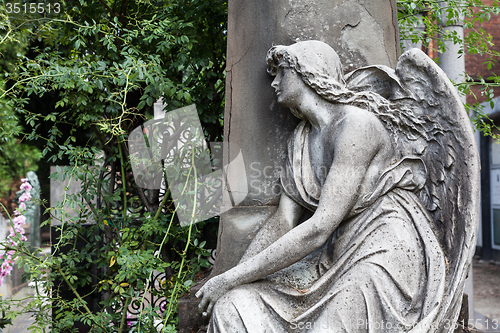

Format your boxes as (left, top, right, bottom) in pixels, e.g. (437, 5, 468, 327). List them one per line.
(196, 40, 480, 333)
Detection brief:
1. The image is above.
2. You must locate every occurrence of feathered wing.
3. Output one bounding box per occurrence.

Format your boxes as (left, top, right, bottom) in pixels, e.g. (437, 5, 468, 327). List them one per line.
(346, 49, 480, 333)
(396, 50, 480, 333)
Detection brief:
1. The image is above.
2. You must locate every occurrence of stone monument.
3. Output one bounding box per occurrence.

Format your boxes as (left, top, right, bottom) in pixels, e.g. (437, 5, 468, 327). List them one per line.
(196, 41, 480, 332)
(211, 0, 401, 279)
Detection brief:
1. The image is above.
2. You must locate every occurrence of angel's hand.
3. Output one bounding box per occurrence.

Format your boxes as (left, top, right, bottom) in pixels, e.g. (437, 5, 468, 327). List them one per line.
(195, 274, 232, 318)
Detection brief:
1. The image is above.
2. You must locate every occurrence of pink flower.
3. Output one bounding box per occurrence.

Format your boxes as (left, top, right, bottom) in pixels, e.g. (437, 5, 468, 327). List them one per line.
(13, 215, 26, 225)
(19, 192, 32, 202)
(14, 203, 27, 216)
(20, 182, 32, 192)
(1, 262, 12, 272)
(0, 177, 33, 286)
(126, 313, 133, 328)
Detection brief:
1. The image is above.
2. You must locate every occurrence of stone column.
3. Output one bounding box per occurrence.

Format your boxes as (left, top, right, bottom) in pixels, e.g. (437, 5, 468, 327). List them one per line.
(438, 5, 465, 90)
(400, 13, 426, 52)
(212, 0, 401, 275)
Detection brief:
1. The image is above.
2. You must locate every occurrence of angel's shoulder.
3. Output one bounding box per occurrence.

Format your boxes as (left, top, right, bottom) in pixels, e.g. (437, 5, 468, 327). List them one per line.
(336, 106, 387, 139)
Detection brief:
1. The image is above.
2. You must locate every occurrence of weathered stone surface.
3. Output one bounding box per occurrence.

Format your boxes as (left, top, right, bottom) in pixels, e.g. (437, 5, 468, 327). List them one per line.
(197, 41, 480, 333)
(210, 206, 276, 276)
(178, 297, 206, 333)
(225, 0, 400, 207)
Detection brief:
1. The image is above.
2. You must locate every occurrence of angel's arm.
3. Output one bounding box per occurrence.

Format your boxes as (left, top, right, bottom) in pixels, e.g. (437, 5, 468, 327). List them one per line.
(223, 115, 381, 281)
(239, 192, 304, 263)
(197, 114, 382, 314)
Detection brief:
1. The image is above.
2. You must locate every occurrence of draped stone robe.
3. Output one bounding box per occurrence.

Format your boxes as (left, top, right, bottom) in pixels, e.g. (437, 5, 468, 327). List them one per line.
(208, 121, 446, 333)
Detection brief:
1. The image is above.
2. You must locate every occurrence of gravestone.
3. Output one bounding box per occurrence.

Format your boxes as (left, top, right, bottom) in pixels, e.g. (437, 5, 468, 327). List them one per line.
(212, 0, 401, 277)
(24, 171, 41, 249)
(49, 166, 83, 225)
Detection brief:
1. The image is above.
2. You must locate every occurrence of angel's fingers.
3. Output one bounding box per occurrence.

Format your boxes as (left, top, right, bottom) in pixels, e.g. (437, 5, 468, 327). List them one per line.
(198, 294, 209, 312)
(195, 288, 203, 299)
(205, 300, 215, 317)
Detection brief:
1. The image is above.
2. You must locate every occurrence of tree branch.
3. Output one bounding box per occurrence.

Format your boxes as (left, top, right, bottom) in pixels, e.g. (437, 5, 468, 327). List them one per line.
(91, 125, 114, 155)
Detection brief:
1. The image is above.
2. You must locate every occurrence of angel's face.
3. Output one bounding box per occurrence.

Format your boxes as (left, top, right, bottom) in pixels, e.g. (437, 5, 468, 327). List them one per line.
(271, 64, 306, 109)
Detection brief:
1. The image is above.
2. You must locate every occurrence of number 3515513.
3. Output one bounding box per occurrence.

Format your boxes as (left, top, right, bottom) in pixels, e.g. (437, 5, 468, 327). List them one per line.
(6, 3, 60, 14)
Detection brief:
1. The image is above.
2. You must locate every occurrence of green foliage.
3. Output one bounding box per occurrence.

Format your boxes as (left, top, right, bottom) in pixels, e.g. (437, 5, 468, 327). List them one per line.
(398, 0, 500, 137)
(398, 0, 500, 55)
(0, 135, 42, 197)
(2, 0, 226, 144)
(0, 4, 42, 197)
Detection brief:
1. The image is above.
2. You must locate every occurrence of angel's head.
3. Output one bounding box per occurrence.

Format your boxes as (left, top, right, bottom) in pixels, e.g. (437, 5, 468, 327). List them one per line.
(267, 41, 347, 110)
